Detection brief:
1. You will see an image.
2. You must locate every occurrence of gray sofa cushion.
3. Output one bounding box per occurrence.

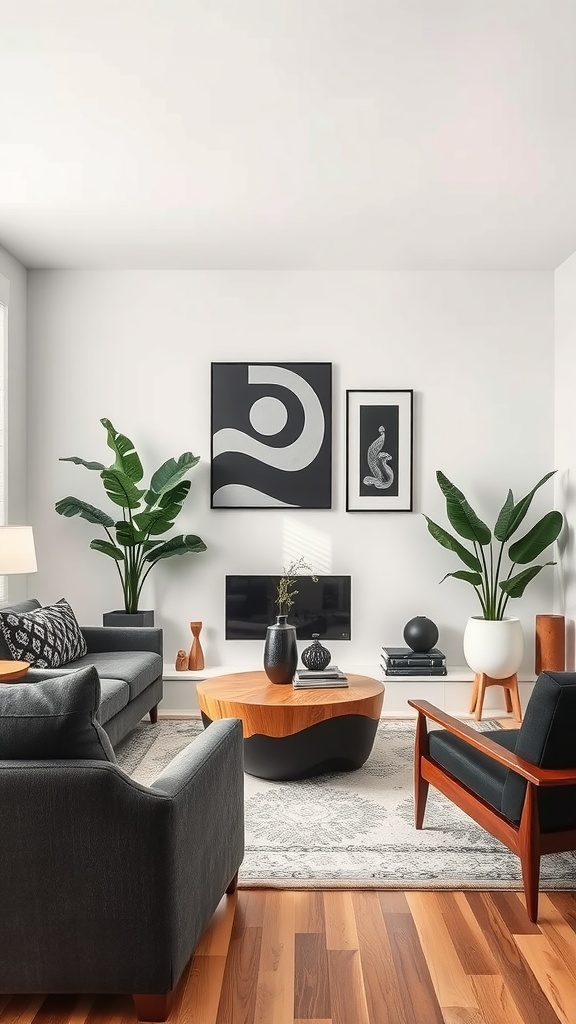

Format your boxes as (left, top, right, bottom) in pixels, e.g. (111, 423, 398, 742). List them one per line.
(25, 651, 162, 701)
(97, 678, 131, 724)
(0, 665, 115, 762)
(0, 598, 87, 668)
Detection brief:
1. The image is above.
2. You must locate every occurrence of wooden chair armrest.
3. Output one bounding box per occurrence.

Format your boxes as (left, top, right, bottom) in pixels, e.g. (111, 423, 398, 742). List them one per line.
(408, 699, 576, 787)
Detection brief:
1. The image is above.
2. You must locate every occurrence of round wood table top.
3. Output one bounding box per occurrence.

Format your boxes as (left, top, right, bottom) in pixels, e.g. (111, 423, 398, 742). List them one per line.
(0, 659, 30, 682)
(196, 670, 385, 738)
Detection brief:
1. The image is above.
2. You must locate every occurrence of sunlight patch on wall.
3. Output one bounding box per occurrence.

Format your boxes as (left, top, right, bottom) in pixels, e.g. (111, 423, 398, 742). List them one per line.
(282, 517, 332, 575)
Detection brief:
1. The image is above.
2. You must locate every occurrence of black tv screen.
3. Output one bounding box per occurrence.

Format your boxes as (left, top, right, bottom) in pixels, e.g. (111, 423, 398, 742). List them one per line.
(225, 575, 351, 640)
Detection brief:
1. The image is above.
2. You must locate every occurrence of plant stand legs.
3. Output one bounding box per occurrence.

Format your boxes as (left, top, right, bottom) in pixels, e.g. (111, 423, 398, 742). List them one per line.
(470, 672, 522, 722)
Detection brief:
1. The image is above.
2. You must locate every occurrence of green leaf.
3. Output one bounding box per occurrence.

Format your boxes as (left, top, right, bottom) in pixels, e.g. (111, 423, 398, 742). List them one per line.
(55, 497, 114, 528)
(59, 456, 105, 471)
(134, 506, 181, 535)
(115, 521, 145, 547)
(90, 538, 125, 560)
(149, 454, 200, 497)
(100, 417, 143, 482)
(159, 480, 191, 507)
(436, 472, 491, 545)
(423, 516, 482, 572)
(101, 469, 145, 510)
(494, 490, 515, 542)
(508, 511, 563, 564)
(439, 570, 483, 586)
(500, 563, 555, 599)
(503, 471, 557, 540)
(143, 534, 207, 564)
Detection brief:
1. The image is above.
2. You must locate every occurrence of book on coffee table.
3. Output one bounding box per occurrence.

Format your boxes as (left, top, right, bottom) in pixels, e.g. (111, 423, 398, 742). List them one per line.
(294, 665, 349, 688)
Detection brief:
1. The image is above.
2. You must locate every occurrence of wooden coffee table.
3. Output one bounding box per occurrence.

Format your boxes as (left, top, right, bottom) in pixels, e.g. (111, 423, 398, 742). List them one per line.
(0, 660, 30, 682)
(197, 671, 384, 780)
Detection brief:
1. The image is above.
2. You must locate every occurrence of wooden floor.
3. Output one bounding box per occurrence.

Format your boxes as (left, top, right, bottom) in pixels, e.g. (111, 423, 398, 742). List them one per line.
(2, 887, 576, 1023)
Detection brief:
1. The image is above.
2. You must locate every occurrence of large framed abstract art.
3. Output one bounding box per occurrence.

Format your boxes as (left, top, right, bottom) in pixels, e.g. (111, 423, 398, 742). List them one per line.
(346, 389, 413, 512)
(211, 363, 332, 508)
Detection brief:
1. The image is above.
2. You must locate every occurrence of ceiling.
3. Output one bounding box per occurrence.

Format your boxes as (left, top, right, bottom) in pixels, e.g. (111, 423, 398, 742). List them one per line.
(2, 0, 576, 270)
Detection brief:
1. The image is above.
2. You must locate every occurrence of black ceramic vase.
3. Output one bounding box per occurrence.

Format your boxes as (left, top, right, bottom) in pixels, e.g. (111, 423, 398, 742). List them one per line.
(301, 633, 331, 671)
(263, 614, 298, 684)
(403, 615, 439, 653)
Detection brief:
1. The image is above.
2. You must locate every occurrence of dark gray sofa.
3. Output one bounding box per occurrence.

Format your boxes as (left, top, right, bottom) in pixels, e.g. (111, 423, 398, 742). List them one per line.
(0, 599, 163, 746)
(0, 667, 245, 1021)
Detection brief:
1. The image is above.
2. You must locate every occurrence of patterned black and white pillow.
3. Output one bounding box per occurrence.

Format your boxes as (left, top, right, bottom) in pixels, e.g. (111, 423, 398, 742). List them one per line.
(0, 598, 88, 668)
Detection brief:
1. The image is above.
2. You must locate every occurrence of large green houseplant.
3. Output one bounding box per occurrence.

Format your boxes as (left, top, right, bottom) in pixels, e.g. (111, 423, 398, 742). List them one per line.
(424, 470, 563, 620)
(424, 471, 564, 679)
(55, 418, 207, 616)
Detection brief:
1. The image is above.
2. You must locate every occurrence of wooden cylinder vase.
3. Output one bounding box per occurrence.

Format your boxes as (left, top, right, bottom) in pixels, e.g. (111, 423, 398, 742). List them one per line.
(535, 614, 565, 674)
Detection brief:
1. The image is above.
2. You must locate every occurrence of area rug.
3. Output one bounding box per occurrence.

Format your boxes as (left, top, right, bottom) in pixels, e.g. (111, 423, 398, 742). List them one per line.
(115, 718, 576, 890)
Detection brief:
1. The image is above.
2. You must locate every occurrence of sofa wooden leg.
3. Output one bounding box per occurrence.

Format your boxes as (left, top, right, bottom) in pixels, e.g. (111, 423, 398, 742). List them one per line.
(149, 704, 158, 724)
(226, 870, 239, 894)
(133, 992, 173, 1022)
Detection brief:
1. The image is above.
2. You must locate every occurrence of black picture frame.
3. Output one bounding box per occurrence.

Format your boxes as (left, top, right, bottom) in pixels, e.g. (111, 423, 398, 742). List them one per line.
(346, 389, 413, 511)
(211, 362, 332, 509)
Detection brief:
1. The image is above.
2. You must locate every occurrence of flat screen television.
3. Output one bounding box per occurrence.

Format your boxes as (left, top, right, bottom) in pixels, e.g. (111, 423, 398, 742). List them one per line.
(225, 575, 351, 640)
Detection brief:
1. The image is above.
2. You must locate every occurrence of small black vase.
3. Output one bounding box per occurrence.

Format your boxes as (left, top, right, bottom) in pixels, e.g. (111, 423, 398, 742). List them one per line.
(301, 633, 331, 671)
(263, 614, 298, 684)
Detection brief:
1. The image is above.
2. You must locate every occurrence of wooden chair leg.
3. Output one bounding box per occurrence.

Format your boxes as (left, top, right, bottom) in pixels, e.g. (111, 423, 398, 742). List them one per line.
(133, 992, 173, 1022)
(226, 870, 239, 894)
(149, 704, 158, 724)
(414, 711, 430, 829)
(518, 783, 541, 923)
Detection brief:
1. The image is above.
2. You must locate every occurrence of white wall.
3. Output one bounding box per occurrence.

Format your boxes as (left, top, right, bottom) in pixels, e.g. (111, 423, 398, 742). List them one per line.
(27, 270, 556, 673)
(554, 253, 576, 668)
(0, 246, 29, 602)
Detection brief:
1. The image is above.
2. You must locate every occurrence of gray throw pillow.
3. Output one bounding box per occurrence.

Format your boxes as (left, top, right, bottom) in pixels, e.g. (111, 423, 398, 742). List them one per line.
(0, 665, 115, 761)
(0, 598, 88, 668)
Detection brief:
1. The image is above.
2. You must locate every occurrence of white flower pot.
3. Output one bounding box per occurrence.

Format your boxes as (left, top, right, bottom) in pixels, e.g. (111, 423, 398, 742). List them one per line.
(463, 616, 524, 679)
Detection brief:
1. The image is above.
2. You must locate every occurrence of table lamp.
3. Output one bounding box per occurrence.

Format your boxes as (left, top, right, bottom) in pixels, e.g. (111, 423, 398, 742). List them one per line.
(0, 526, 37, 576)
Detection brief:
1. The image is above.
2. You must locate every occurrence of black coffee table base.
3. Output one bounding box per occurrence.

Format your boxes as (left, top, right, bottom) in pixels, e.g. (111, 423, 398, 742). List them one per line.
(201, 711, 379, 781)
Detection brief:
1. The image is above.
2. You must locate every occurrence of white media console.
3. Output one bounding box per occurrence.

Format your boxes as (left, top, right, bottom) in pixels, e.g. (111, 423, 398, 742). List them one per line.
(159, 662, 537, 719)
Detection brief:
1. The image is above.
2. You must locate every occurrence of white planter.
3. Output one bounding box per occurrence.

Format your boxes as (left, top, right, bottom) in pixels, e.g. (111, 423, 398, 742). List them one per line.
(463, 616, 524, 679)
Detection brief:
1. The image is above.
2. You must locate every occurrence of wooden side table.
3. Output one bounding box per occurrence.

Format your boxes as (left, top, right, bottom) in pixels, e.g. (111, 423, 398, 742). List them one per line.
(0, 660, 30, 683)
(469, 671, 522, 722)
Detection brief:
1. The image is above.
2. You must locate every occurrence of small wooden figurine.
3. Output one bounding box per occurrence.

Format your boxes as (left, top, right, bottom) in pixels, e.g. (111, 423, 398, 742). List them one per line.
(175, 649, 188, 672)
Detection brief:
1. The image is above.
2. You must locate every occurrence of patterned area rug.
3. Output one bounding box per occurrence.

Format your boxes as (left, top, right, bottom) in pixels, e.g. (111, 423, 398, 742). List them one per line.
(115, 718, 576, 890)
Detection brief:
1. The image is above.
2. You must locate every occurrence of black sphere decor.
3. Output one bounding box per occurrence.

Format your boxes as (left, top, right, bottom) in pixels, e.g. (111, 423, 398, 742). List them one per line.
(403, 615, 439, 653)
(301, 633, 331, 671)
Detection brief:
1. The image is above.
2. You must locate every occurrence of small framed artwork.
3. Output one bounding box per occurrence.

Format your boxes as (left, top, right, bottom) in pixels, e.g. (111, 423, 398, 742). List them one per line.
(211, 362, 332, 508)
(346, 389, 413, 511)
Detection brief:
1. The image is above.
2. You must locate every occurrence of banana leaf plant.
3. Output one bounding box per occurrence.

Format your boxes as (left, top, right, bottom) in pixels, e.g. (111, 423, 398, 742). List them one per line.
(55, 418, 207, 613)
(424, 471, 563, 620)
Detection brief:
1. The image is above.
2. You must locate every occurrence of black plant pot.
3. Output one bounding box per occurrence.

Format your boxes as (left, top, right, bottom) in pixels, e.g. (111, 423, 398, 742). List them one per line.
(263, 614, 298, 684)
(102, 610, 155, 628)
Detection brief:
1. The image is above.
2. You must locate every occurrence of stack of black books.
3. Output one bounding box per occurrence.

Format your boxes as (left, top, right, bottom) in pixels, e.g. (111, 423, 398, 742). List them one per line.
(381, 647, 447, 676)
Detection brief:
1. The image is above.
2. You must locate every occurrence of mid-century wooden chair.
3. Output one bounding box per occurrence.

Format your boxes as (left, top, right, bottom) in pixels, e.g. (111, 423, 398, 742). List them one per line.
(409, 671, 576, 922)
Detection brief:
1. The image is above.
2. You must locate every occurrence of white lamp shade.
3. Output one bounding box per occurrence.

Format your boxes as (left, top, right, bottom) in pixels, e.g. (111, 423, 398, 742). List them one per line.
(0, 526, 37, 574)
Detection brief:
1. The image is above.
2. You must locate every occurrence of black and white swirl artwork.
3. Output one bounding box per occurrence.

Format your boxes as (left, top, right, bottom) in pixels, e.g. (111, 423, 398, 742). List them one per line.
(211, 362, 332, 508)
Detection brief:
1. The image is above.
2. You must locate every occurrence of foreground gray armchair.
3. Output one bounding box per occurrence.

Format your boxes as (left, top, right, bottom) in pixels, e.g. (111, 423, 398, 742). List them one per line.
(0, 667, 244, 1021)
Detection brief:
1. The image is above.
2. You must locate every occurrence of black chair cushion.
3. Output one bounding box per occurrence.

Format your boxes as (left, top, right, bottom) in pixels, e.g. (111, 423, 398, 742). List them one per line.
(428, 728, 519, 817)
(502, 671, 576, 829)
